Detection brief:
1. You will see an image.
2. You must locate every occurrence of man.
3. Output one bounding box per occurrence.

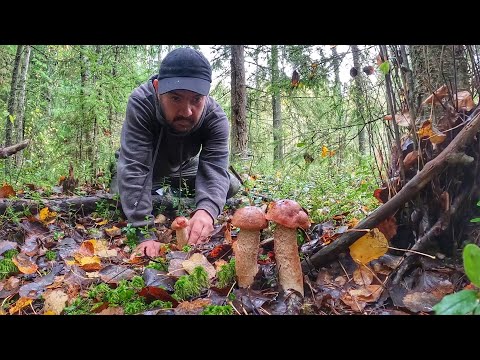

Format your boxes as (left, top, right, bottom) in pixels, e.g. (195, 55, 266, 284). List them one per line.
(113, 47, 240, 257)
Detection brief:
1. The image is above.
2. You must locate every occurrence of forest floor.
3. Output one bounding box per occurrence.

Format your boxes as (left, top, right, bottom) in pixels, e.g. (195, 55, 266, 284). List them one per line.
(0, 183, 475, 316)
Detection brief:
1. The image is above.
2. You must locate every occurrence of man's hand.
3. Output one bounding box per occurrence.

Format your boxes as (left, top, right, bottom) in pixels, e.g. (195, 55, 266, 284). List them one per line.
(187, 209, 214, 245)
(130, 240, 161, 259)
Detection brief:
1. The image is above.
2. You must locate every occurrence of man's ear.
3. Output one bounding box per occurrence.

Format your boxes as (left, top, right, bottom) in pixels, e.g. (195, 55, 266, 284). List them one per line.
(153, 79, 159, 92)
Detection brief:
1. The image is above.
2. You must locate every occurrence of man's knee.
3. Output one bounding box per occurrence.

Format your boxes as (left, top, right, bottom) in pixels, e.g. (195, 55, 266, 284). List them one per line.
(227, 172, 241, 199)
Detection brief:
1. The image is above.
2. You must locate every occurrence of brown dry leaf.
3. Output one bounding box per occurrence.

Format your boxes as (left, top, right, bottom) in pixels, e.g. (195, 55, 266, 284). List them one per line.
(38, 207, 57, 224)
(349, 284, 383, 303)
(422, 84, 449, 105)
(95, 219, 108, 226)
(349, 228, 389, 265)
(105, 226, 121, 238)
(454, 91, 475, 111)
(377, 216, 397, 241)
(43, 289, 69, 315)
(174, 298, 211, 315)
(9, 297, 33, 314)
(76, 240, 96, 257)
(182, 253, 216, 280)
(340, 292, 366, 312)
(224, 224, 233, 244)
(0, 184, 16, 198)
(98, 306, 125, 315)
(384, 111, 411, 127)
(353, 266, 374, 286)
(12, 253, 38, 274)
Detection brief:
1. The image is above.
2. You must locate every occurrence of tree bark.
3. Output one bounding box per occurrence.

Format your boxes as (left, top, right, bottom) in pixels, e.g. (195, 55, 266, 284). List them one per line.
(352, 45, 366, 155)
(230, 45, 248, 160)
(271, 45, 283, 163)
(301, 105, 480, 272)
(15, 45, 31, 167)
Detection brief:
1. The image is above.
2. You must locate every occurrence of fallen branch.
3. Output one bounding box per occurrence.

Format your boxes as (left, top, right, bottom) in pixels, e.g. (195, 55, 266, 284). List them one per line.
(301, 106, 480, 273)
(0, 139, 30, 158)
(0, 193, 242, 218)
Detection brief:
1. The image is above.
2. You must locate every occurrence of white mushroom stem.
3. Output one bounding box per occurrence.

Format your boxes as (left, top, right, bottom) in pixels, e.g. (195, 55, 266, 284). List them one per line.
(274, 225, 304, 296)
(171, 217, 189, 247)
(233, 230, 260, 288)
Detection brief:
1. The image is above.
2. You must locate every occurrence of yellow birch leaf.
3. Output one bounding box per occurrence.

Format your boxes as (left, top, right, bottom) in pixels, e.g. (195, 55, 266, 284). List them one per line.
(39, 207, 57, 224)
(12, 253, 38, 274)
(349, 228, 388, 265)
(95, 219, 108, 226)
(9, 297, 33, 314)
(321, 145, 329, 158)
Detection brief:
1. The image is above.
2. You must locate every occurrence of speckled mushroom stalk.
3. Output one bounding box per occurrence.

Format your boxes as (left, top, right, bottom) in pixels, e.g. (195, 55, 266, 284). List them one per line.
(231, 206, 268, 288)
(266, 199, 310, 296)
(171, 216, 189, 247)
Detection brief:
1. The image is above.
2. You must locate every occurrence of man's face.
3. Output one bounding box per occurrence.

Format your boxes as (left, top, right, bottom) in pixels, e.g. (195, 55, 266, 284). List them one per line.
(159, 90, 206, 133)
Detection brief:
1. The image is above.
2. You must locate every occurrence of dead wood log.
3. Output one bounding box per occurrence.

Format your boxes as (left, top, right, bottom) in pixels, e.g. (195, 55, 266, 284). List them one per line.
(301, 106, 480, 273)
(0, 193, 195, 217)
(0, 193, 241, 218)
(0, 139, 30, 159)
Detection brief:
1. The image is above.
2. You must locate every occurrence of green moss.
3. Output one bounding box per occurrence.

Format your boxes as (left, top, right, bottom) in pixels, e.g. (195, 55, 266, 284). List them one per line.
(173, 266, 210, 301)
(216, 258, 236, 288)
(0, 250, 19, 279)
(201, 305, 234, 315)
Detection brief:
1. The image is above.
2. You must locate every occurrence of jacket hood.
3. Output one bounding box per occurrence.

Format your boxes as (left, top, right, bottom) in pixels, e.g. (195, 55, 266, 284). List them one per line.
(148, 74, 208, 138)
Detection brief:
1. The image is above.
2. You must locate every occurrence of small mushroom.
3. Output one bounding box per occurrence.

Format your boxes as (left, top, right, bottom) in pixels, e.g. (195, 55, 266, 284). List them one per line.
(266, 199, 310, 296)
(171, 216, 189, 247)
(231, 206, 268, 288)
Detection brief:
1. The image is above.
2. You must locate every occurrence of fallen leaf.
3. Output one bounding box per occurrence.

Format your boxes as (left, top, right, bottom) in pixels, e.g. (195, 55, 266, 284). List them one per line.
(454, 91, 475, 111)
(182, 253, 216, 279)
(104, 226, 121, 238)
(43, 289, 69, 315)
(9, 297, 33, 314)
(349, 228, 389, 265)
(38, 207, 57, 224)
(0, 184, 16, 199)
(12, 253, 38, 274)
(353, 266, 373, 286)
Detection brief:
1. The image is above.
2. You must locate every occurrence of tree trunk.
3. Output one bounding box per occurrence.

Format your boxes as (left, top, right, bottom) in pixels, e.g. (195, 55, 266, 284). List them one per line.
(15, 45, 31, 167)
(271, 45, 283, 163)
(230, 45, 248, 160)
(352, 45, 366, 155)
(4, 45, 23, 178)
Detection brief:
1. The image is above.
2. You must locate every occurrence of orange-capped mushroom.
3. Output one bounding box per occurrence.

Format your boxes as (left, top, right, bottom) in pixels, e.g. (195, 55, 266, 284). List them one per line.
(231, 206, 268, 288)
(266, 199, 310, 296)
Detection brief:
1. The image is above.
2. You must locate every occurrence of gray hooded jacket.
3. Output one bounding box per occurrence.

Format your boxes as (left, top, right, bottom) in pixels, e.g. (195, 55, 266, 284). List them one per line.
(117, 75, 230, 229)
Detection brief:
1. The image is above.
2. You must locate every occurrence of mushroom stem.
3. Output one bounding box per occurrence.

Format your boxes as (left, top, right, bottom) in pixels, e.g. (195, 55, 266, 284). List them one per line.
(171, 217, 189, 247)
(274, 225, 304, 296)
(233, 230, 260, 288)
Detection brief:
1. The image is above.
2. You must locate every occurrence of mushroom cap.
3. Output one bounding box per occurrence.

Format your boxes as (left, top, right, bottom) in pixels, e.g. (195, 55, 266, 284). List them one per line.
(231, 206, 268, 231)
(171, 216, 189, 230)
(265, 199, 310, 229)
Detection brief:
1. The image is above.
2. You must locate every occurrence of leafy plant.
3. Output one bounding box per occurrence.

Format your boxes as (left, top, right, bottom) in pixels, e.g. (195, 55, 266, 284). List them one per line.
(145, 257, 168, 271)
(433, 244, 480, 315)
(45, 250, 57, 261)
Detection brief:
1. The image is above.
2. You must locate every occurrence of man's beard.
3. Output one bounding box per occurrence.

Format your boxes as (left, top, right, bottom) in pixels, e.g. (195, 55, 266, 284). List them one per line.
(172, 117, 196, 132)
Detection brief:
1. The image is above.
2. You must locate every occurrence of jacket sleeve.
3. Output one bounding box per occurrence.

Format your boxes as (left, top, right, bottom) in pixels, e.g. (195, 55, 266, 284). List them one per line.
(117, 95, 156, 233)
(194, 105, 230, 220)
